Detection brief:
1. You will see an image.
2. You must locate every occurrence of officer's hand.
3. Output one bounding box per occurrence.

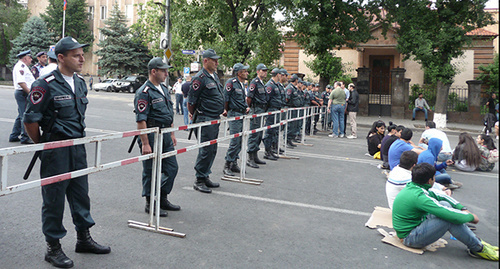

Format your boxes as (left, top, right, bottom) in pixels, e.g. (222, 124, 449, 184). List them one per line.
(222, 110, 227, 117)
(142, 144, 152, 155)
(189, 113, 193, 120)
(171, 134, 177, 146)
(245, 107, 250, 114)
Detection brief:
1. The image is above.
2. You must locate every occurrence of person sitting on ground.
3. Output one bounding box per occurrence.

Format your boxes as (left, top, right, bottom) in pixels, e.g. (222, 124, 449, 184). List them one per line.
(388, 128, 424, 170)
(452, 133, 482, 172)
(392, 163, 498, 261)
(412, 93, 431, 121)
(366, 120, 386, 158)
(476, 134, 497, 172)
(386, 151, 451, 209)
(420, 121, 453, 162)
(380, 123, 404, 169)
(417, 138, 461, 189)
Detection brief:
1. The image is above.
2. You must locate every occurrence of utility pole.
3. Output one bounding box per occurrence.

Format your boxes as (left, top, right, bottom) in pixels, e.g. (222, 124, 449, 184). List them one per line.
(164, 0, 171, 89)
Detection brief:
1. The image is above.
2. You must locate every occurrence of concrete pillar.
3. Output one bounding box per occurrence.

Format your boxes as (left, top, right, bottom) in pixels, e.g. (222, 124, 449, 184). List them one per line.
(467, 80, 483, 123)
(404, 78, 411, 111)
(390, 68, 406, 119)
(356, 67, 370, 116)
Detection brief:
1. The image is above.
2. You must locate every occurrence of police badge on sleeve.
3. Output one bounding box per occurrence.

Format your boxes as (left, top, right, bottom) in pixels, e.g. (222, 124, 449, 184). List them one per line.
(30, 87, 46, 104)
(137, 99, 148, 112)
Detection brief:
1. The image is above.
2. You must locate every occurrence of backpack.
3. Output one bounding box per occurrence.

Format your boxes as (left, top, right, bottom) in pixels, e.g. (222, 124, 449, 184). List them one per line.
(488, 149, 499, 163)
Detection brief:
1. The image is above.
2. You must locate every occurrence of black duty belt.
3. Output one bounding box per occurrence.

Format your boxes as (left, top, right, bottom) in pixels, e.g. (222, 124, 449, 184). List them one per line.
(229, 108, 247, 114)
(252, 103, 267, 109)
(147, 118, 170, 128)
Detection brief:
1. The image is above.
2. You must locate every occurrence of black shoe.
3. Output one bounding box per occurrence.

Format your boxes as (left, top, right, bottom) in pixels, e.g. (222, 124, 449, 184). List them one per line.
(160, 196, 181, 211)
(223, 161, 235, 176)
(411, 118, 415, 121)
(145, 197, 168, 217)
(20, 139, 34, 144)
(9, 137, 20, 142)
(287, 140, 296, 148)
(45, 241, 74, 268)
(75, 229, 111, 254)
(230, 161, 241, 173)
(279, 148, 285, 154)
(205, 177, 220, 188)
(194, 178, 212, 193)
(253, 152, 266, 165)
(264, 150, 278, 161)
(246, 153, 259, 168)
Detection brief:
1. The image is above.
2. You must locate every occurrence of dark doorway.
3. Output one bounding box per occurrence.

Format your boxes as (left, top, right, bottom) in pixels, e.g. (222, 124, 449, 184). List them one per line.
(369, 56, 393, 116)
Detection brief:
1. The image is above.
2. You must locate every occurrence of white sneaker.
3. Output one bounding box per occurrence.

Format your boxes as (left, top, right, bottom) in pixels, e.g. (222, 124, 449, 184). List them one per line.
(328, 134, 337, 138)
(347, 135, 357, 139)
(339, 134, 345, 138)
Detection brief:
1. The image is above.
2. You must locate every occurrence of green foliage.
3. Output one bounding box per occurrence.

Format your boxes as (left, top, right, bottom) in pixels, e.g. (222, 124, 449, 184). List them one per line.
(42, 0, 93, 48)
(305, 53, 342, 83)
(8, 16, 55, 67)
(409, 84, 436, 109)
(478, 53, 499, 94)
(95, 3, 150, 77)
(0, 0, 29, 65)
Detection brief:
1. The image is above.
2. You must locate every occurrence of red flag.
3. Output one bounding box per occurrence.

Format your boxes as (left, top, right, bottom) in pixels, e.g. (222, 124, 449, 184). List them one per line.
(63, 0, 67, 11)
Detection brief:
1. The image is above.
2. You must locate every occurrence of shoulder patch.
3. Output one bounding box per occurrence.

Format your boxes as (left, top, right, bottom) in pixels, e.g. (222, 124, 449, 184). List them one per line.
(226, 82, 233, 91)
(192, 79, 201, 91)
(30, 86, 46, 105)
(266, 86, 272, 94)
(76, 74, 84, 80)
(137, 99, 148, 112)
(142, 86, 150, 93)
(232, 78, 237, 82)
(44, 74, 55, 83)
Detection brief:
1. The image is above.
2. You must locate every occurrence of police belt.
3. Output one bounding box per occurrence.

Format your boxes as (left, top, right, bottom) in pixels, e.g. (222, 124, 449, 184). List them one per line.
(229, 108, 247, 114)
(50, 133, 83, 142)
(252, 103, 267, 109)
(147, 118, 170, 128)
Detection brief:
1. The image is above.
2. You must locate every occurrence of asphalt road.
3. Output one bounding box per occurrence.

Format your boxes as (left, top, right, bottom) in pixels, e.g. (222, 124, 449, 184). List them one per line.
(0, 86, 498, 269)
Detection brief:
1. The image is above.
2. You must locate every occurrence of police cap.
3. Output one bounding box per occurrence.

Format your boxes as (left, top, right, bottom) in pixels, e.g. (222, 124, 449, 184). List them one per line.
(54, 36, 89, 55)
(233, 63, 249, 73)
(315, 83, 319, 87)
(256, 63, 268, 71)
(148, 57, 171, 70)
(271, 68, 280, 75)
(16, 50, 31, 58)
(47, 51, 57, 60)
(203, 49, 221, 59)
(36, 51, 47, 58)
(326, 84, 332, 89)
(289, 74, 298, 82)
(279, 68, 288, 75)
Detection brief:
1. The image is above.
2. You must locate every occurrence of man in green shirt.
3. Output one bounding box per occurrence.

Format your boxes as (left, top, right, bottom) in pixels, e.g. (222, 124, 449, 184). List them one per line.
(327, 81, 346, 138)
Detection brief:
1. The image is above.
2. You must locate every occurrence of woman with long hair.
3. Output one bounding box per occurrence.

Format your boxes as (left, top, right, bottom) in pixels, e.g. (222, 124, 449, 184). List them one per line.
(366, 120, 386, 157)
(476, 134, 497, 172)
(452, 133, 481, 172)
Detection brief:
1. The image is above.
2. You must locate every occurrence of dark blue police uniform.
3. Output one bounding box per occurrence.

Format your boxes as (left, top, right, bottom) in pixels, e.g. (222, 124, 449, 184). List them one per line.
(247, 76, 267, 153)
(224, 77, 247, 163)
(262, 79, 281, 150)
(285, 83, 301, 140)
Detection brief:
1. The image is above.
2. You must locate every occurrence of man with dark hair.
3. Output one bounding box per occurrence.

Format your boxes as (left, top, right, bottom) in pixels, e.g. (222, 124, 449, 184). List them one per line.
(262, 68, 282, 160)
(388, 128, 424, 170)
(420, 121, 453, 162)
(392, 163, 498, 261)
(31, 51, 48, 79)
(285, 74, 300, 148)
(412, 93, 431, 121)
(328, 81, 346, 138)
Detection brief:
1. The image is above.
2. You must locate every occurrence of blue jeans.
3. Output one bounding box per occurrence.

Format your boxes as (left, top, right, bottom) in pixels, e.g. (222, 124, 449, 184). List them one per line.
(331, 104, 345, 136)
(182, 98, 189, 126)
(403, 201, 482, 252)
(10, 90, 30, 142)
(435, 169, 452, 185)
(175, 94, 183, 114)
(412, 107, 428, 120)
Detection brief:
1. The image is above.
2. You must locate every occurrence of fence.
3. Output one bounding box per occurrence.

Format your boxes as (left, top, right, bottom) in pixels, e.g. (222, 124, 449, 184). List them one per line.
(447, 86, 468, 112)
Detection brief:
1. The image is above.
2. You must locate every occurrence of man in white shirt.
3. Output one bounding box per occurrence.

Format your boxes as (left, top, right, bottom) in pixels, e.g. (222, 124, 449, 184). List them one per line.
(9, 49, 35, 144)
(412, 93, 432, 121)
(173, 77, 184, 115)
(420, 121, 453, 162)
(39, 50, 58, 77)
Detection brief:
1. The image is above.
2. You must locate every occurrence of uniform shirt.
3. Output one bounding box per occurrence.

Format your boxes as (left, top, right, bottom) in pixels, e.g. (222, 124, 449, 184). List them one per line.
(265, 79, 282, 109)
(24, 69, 88, 139)
(39, 63, 58, 77)
(224, 77, 247, 112)
(247, 77, 267, 106)
(303, 90, 312, 106)
(286, 83, 301, 107)
(278, 83, 286, 107)
(134, 80, 174, 127)
(31, 63, 44, 79)
(13, 60, 36, 91)
(297, 89, 305, 107)
(188, 68, 224, 118)
(321, 91, 330, 105)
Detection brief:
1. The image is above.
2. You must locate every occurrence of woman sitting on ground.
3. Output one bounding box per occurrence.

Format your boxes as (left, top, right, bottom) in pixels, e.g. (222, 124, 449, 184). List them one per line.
(366, 120, 386, 158)
(452, 133, 482, 172)
(476, 134, 497, 172)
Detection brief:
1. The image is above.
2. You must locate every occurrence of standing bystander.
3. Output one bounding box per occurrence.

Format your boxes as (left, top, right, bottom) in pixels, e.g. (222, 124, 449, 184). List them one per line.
(173, 77, 184, 115)
(346, 83, 358, 139)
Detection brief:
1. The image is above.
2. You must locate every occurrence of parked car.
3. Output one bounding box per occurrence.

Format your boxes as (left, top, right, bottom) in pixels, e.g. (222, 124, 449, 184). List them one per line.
(93, 79, 117, 92)
(112, 75, 147, 93)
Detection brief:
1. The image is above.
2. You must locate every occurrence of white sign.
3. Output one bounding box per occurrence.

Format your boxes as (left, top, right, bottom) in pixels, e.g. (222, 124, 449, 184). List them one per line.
(190, 62, 200, 72)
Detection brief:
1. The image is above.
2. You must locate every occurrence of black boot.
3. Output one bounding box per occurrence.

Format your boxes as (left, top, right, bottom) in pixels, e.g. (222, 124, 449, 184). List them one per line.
(253, 152, 266, 165)
(270, 144, 280, 159)
(264, 148, 278, 161)
(246, 153, 259, 168)
(223, 161, 235, 176)
(287, 140, 296, 148)
(75, 229, 111, 254)
(145, 196, 168, 217)
(45, 240, 74, 268)
(205, 177, 220, 188)
(160, 195, 181, 211)
(230, 161, 241, 173)
(193, 177, 212, 193)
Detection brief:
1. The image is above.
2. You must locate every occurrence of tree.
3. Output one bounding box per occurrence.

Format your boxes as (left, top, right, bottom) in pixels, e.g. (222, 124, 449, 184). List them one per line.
(42, 0, 93, 47)
(281, 0, 376, 89)
(379, 0, 494, 128)
(305, 52, 353, 86)
(95, 3, 150, 77)
(0, 0, 29, 66)
(8, 16, 55, 67)
(478, 53, 499, 95)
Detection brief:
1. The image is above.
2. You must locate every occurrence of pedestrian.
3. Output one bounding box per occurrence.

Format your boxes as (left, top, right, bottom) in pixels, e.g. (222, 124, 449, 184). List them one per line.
(327, 81, 346, 138)
(246, 63, 269, 168)
(222, 63, 250, 176)
(31, 51, 47, 79)
(346, 83, 358, 139)
(134, 57, 180, 218)
(285, 75, 300, 148)
(341, 81, 349, 133)
(188, 49, 224, 194)
(262, 68, 282, 161)
(89, 75, 93, 90)
(412, 93, 431, 121)
(39, 50, 58, 77)
(23, 36, 110, 269)
(485, 92, 497, 121)
(173, 77, 184, 115)
(9, 49, 35, 144)
(181, 75, 191, 126)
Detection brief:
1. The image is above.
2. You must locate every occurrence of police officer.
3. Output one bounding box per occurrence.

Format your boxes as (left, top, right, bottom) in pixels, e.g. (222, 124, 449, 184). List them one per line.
(311, 83, 322, 134)
(222, 63, 250, 176)
(262, 68, 282, 160)
(276, 68, 289, 154)
(285, 75, 300, 148)
(134, 57, 180, 217)
(321, 85, 332, 129)
(31, 51, 48, 79)
(9, 50, 35, 144)
(304, 82, 314, 135)
(295, 79, 306, 141)
(188, 49, 224, 194)
(246, 63, 268, 168)
(40, 50, 58, 77)
(24, 36, 110, 269)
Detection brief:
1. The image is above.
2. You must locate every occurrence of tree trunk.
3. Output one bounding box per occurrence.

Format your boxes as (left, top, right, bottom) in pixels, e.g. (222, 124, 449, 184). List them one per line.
(434, 80, 451, 129)
(319, 76, 330, 92)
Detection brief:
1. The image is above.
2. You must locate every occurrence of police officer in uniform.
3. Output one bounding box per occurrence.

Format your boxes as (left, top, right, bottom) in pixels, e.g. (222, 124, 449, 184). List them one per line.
(188, 49, 224, 194)
(134, 57, 180, 217)
(262, 68, 282, 160)
(24, 36, 110, 268)
(295, 79, 306, 141)
(222, 63, 250, 176)
(276, 68, 288, 154)
(285, 75, 300, 148)
(10, 49, 35, 144)
(31, 51, 48, 79)
(321, 85, 332, 129)
(246, 63, 268, 168)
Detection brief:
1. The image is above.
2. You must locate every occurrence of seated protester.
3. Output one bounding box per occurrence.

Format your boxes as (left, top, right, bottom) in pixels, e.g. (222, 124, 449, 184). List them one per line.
(388, 128, 424, 170)
(417, 138, 461, 189)
(366, 120, 386, 158)
(452, 133, 482, 172)
(380, 123, 404, 169)
(420, 121, 453, 161)
(386, 151, 450, 209)
(476, 134, 497, 172)
(392, 163, 498, 261)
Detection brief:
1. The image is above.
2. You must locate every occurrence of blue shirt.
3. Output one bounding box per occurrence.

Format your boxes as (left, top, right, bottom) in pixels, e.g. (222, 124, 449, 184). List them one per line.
(388, 139, 414, 170)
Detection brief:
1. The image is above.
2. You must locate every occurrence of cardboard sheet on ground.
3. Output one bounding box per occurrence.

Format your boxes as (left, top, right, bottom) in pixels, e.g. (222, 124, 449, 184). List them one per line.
(365, 206, 393, 229)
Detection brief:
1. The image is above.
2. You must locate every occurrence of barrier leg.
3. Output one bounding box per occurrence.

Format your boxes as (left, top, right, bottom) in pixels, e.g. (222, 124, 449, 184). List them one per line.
(297, 107, 313, 147)
(279, 109, 299, 159)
